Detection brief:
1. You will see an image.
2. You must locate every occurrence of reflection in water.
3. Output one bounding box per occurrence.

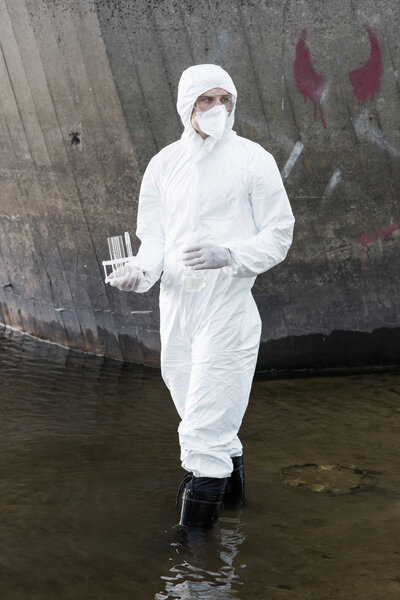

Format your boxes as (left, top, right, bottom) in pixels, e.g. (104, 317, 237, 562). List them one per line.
(156, 517, 246, 600)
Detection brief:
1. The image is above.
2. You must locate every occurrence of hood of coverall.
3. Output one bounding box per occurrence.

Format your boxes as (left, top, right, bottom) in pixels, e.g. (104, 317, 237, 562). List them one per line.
(177, 64, 237, 146)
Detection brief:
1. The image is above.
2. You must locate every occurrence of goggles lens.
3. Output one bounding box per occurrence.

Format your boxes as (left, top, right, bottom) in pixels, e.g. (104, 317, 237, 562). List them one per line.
(194, 93, 234, 112)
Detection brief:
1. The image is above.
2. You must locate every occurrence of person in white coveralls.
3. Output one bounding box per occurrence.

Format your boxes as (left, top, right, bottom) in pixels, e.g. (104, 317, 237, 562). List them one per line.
(107, 64, 295, 531)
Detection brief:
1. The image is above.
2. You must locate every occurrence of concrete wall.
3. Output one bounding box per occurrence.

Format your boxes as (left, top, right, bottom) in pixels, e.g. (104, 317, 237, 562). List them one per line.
(0, 0, 399, 371)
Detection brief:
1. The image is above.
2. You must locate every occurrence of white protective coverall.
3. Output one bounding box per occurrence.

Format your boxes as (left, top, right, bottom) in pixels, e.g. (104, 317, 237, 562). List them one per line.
(132, 64, 295, 479)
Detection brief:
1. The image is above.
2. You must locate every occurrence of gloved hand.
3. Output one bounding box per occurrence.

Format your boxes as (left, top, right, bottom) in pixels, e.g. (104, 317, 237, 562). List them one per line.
(182, 244, 231, 270)
(105, 262, 144, 292)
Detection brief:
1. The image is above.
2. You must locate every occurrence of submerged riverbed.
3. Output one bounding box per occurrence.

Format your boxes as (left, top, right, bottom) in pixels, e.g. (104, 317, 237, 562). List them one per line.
(0, 327, 399, 600)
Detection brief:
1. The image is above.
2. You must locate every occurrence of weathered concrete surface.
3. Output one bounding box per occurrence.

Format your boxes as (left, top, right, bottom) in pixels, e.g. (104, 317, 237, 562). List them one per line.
(0, 0, 398, 370)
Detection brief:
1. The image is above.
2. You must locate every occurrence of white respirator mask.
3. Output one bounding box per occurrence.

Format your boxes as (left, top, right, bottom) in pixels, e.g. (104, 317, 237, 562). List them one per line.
(194, 104, 229, 140)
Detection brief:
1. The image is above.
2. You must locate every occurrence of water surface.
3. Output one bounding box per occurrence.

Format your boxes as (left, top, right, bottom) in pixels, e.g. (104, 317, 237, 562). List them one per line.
(1, 327, 399, 599)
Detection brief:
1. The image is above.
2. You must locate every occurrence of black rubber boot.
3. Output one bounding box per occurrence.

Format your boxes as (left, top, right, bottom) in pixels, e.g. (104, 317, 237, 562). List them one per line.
(176, 473, 229, 532)
(222, 456, 245, 509)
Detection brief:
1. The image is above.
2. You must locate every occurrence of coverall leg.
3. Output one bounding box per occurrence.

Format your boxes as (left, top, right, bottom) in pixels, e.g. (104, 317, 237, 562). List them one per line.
(160, 277, 261, 479)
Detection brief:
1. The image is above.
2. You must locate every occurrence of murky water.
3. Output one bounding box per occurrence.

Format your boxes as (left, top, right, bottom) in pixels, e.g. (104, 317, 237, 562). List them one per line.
(1, 326, 400, 600)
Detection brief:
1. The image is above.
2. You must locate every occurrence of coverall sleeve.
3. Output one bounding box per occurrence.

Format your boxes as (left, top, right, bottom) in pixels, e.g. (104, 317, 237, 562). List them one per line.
(131, 155, 165, 293)
(228, 144, 295, 278)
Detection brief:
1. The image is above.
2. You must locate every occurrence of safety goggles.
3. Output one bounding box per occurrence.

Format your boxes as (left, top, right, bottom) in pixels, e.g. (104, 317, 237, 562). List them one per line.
(194, 93, 234, 113)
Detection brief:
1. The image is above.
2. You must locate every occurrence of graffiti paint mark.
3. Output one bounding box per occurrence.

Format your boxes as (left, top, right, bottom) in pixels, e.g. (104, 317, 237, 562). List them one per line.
(294, 29, 327, 128)
(281, 141, 304, 181)
(323, 169, 341, 201)
(360, 222, 399, 270)
(354, 111, 400, 157)
(349, 25, 383, 105)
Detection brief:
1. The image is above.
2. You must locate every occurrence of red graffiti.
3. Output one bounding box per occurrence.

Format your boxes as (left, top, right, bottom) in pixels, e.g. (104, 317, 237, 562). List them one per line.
(360, 222, 399, 270)
(349, 25, 383, 105)
(294, 29, 327, 129)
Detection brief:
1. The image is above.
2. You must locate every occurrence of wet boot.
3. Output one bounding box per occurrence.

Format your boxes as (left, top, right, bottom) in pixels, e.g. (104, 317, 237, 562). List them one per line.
(223, 455, 245, 509)
(176, 473, 229, 532)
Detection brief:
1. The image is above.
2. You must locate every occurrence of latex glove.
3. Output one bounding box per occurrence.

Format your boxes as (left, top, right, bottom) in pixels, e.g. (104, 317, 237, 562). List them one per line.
(105, 262, 144, 292)
(182, 244, 231, 270)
